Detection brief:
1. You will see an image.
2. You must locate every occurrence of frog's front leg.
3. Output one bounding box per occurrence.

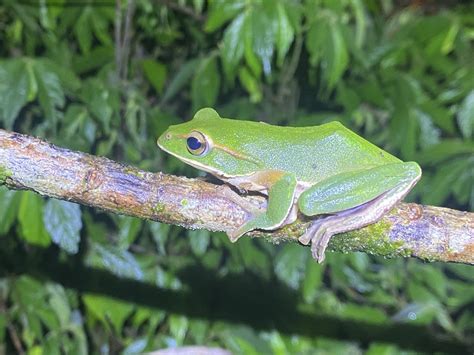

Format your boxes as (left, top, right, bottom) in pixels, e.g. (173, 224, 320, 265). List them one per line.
(298, 162, 421, 262)
(227, 171, 297, 242)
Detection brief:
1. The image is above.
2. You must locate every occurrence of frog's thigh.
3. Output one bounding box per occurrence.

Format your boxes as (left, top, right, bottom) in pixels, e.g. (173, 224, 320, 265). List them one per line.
(298, 162, 421, 216)
(227, 173, 297, 242)
(299, 162, 421, 262)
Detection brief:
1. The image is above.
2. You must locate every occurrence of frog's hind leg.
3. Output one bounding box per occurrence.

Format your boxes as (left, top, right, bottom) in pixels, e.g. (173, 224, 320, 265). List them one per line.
(298, 162, 421, 262)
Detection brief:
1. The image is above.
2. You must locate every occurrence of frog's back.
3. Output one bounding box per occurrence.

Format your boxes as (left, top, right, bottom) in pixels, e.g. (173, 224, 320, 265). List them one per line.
(220, 119, 401, 183)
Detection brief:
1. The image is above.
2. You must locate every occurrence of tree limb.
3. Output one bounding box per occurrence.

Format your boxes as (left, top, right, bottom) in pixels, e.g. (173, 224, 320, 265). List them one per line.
(0, 129, 473, 264)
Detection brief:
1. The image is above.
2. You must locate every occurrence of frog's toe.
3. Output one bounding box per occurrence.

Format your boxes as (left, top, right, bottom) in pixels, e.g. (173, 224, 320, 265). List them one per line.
(311, 230, 333, 263)
(298, 218, 325, 246)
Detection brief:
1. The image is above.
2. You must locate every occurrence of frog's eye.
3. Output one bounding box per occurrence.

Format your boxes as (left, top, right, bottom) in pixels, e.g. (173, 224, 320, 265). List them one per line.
(186, 131, 209, 156)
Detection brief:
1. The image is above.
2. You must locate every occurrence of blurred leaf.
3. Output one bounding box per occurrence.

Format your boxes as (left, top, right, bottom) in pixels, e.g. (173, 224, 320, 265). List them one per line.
(205, 0, 246, 32)
(0, 187, 20, 235)
(341, 303, 387, 323)
(18, 192, 51, 247)
(221, 13, 246, 79)
(89, 243, 144, 280)
(415, 139, 474, 165)
(275, 3, 294, 66)
(116, 216, 142, 250)
(350, 0, 367, 48)
(188, 229, 210, 256)
(415, 109, 440, 149)
(191, 55, 220, 110)
(302, 257, 324, 303)
(457, 90, 474, 139)
(73, 46, 114, 74)
(83, 293, 134, 334)
(274, 244, 308, 290)
(326, 21, 349, 89)
(251, 7, 276, 76)
(43, 199, 82, 254)
(74, 8, 92, 54)
(169, 315, 188, 346)
(34, 60, 65, 127)
(123, 338, 148, 355)
(366, 343, 399, 355)
(81, 79, 113, 133)
(238, 67, 262, 103)
(142, 59, 167, 95)
(422, 158, 470, 206)
(236, 238, 270, 276)
(46, 284, 71, 328)
(392, 302, 438, 324)
(0, 60, 31, 129)
(161, 58, 200, 104)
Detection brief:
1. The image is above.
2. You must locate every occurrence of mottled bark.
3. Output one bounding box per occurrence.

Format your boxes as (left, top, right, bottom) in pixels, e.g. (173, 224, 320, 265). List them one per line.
(0, 129, 473, 264)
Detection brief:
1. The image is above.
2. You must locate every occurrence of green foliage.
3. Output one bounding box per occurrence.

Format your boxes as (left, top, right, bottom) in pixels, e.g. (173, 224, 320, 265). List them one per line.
(0, 0, 473, 353)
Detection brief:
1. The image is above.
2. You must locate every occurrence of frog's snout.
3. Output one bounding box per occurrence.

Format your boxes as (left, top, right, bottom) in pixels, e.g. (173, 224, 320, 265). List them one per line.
(157, 131, 172, 147)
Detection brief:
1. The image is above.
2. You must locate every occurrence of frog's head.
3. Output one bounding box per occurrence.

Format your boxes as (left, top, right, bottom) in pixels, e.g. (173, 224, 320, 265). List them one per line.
(157, 108, 262, 178)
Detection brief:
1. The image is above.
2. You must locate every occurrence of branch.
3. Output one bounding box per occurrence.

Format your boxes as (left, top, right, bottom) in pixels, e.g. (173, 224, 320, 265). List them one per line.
(0, 129, 473, 264)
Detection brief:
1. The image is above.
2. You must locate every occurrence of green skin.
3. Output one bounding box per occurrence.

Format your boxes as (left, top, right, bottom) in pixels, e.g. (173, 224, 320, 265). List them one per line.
(158, 108, 422, 262)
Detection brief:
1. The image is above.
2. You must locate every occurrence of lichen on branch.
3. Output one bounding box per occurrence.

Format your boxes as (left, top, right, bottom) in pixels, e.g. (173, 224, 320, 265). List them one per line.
(0, 129, 473, 264)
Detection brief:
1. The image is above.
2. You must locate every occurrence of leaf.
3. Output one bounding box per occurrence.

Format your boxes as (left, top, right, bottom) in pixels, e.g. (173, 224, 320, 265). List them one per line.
(191, 56, 220, 110)
(46, 284, 71, 328)
(0, 187, 20, 235)
(302, 256, 324, 303)
(422, 158, 469, 206)
(251, 7, 276, 76)
(123, 338, 148, 355)
(161, 58, 200, 104)
(243, 16, 262, 78)
(415, 139, 474, 165)
(169, 315, 189, 345)
(392, 302, 438, 324)
(188, 229, 210, 256)
(34, 60, 65, 127)
(350, 0, 367, 48)
(43, 199, 82, 254)
(238, 67, 262, 103)
(274, 244, 308, 290)
(89, 243, 144, 280)
(142, 59, 167, 95)
(116, 216, 143, 250)
(305, 20, 327, 66)
(326, 21, 349, 89)
(221, 13, 246, 79)
(74, 8, 92, 54)
(341, 303, 387, 323)
(18, 192, 51, 247)
(275, 3, 294, 66)
(366, 343, 399, 355)
(83, 293, 134, 334)
(81, 79, 113, 133)
(457, 90, 474, 139)
(0, 60, 31, 129)
(205, 0, 246, 32)
(415, 109, 440, 149)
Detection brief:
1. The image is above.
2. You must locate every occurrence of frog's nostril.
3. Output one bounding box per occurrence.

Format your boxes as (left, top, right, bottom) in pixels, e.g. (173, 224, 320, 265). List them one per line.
(165, 133, 172, 140)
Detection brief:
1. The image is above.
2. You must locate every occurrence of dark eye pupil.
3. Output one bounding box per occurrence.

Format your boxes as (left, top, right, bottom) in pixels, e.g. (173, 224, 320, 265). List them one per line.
(187, 137, 202, 150)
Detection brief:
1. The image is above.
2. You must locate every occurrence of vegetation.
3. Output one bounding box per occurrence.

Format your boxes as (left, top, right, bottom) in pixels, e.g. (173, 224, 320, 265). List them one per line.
(0, 0, 473, 353)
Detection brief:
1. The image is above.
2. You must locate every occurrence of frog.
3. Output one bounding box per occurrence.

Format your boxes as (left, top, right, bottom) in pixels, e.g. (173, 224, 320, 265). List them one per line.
(157, 108, 422, 262)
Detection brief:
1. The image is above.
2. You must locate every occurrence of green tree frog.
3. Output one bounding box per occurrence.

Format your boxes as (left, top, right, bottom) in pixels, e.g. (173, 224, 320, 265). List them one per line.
(157, 108, 421, 262)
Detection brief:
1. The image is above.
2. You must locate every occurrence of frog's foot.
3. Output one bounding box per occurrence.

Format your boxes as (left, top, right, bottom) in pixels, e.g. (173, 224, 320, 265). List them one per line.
(298, 219, 333, 263)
